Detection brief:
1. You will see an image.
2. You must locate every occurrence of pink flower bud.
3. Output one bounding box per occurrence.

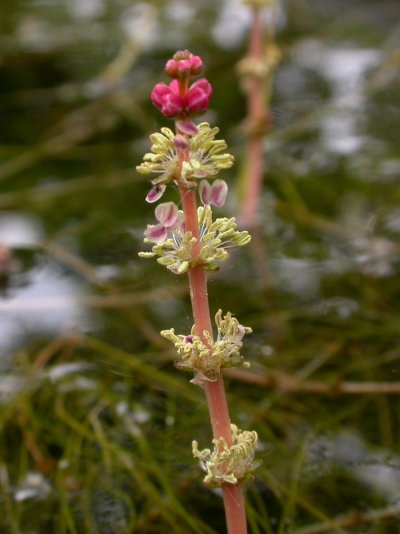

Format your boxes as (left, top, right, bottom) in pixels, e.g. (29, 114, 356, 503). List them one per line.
(177, 59, 191, 76)
(151, 81, 185, 118)
(162, 93, 185, 117)
(165, 52, 204, 79)
(165, 59, 179, 78)
(186, 78, 212, 114)
(151, 76, 212, 118)
(189, 55, 203, 76)
(150, 83, 171, 108)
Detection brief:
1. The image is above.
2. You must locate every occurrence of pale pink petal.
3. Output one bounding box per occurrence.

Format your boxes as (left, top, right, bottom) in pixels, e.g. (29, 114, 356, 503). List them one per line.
(173, 212, 185, 233)
(233, 325, 245, 343)
(176, 119, 198, 136)
(146, 184, 166, 203)
(210, 179, 228, 207)
(174, 135, 189, 150)
(155, 202, 179, 227)
(199, 180, 212, 206)
(144, 224, 168, 243)
(192, 169, 208, 178)
(190, 372, 217, 386)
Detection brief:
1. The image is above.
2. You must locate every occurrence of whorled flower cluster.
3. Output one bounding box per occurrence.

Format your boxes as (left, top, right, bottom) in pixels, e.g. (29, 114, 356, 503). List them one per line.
(164, 51, 203, 79)
(192, 424, 258, 487)
(151, 78, 212, 118)
(138, 205, 251, 274)
(136, 122, 234, 200)
(161, 309, 252, 379)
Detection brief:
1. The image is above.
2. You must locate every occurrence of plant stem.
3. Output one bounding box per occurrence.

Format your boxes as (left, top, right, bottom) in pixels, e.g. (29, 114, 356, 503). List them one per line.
(241, 136, 264, 227)
(248, 9, 264, 122)
(297, 503, 400, 534)
(226, 368, 400, 395)
(177, 183, 247, 534)
(240, 7, 266, 228)
(240, 3, 280, 228)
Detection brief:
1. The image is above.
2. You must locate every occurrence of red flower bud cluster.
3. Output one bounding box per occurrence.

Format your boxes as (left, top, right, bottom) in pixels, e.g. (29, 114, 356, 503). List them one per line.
(151, 78, 212, 119)
(165, 51, 203, 79)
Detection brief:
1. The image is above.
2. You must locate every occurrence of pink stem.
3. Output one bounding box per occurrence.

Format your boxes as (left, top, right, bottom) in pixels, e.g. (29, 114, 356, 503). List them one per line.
(241, 136, 263, 228)
(223, 484, 248, 534)
(179, 186, 233, 442)
(178, 178, 247, 534)
(248, 10, 264, 119)
(240, 8, 268, 228)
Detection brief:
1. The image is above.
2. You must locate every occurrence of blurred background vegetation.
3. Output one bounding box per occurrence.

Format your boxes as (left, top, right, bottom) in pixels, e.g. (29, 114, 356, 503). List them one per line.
(1, 0, 400, 532)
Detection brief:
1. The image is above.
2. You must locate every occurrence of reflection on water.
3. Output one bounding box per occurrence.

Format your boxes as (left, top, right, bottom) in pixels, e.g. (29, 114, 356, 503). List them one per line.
(308, 431, 400, 502)
(68, 0, 105, 20)
(14, 472, 51, 503)
(295, 40, 380, 154)
(0, 213, 42, 248)
(212, 0, 252, 49)
(0, 265, 86, 362)
(0, 214, 87, 364)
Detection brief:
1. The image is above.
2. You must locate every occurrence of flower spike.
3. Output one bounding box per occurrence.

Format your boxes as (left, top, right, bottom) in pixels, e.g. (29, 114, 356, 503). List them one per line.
(138, 51, 257, 524)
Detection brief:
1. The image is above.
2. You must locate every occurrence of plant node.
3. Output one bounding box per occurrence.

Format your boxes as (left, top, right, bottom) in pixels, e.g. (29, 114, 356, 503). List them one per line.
(192, 424, 259, 486)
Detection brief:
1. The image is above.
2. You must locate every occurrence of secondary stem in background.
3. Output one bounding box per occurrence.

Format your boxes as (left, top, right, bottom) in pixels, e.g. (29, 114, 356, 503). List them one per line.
(238, 2, 280, 228)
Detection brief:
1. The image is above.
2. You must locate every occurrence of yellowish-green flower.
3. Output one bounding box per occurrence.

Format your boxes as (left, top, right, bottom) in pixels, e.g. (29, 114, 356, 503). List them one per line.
(192, 424, 258, 487)
(160, 309, 252, 378)
(138, 205, 251, 274)
(136, 122, 234, 189)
